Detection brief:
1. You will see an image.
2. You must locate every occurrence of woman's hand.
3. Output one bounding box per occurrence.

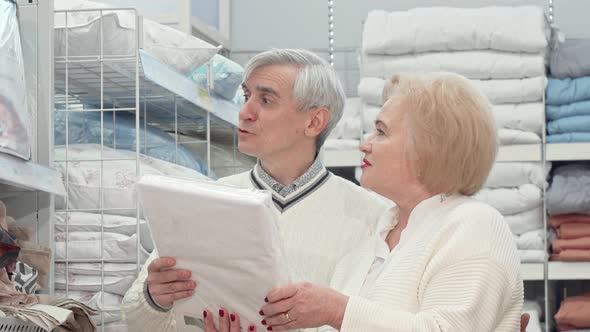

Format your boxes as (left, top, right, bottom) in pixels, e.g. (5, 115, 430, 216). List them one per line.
(203, 309, 256, 332)
(260, 282, 349, 331)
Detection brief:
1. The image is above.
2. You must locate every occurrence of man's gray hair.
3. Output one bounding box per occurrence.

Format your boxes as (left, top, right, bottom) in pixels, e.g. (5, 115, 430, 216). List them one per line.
(243, 49, 346, 150)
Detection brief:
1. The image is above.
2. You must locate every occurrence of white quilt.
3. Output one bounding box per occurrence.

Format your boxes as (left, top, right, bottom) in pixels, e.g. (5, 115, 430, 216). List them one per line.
(474, 184, 542, 215)
(498, 129, 541, 145)
(362, 7, 547, 56)
(514, 229, 545, 250)
(55, 232, 149, 262)
(493, 103, 545, 134)
(485, 162, 549, 189)
(329, 98, 362, 140)
(54, 0, 219, 75)
(358, 77, 546, 106)
(55, 212, 146, 236)
(518, 249, 546, 263)
(54, 273, 135, 296)
(504, 207, 544, 235)
(54, 144, 210, 216)
(55, 262, 138, 277)
(55, 290, 123, 324)
(361, 51, 545, 80)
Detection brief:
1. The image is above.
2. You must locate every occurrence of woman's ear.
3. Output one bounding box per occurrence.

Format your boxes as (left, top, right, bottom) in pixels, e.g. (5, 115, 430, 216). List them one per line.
(304, 107, 330, 139)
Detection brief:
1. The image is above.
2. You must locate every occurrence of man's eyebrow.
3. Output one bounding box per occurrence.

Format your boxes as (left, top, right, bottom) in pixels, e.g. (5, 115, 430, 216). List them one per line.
(255, 85, 280, 98)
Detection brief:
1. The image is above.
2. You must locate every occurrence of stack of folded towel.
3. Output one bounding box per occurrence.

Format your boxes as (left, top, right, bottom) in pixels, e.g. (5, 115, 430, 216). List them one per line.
(555, 292, 590, 331)
(547, 163, 590, 262)
(358, 6, 548, 145)
(475, 162, 551, 263)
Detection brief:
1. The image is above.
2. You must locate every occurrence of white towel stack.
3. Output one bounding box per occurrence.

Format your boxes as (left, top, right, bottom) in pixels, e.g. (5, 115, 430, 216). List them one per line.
(358, 6, 548, 144)
(475, 162, 552, 262)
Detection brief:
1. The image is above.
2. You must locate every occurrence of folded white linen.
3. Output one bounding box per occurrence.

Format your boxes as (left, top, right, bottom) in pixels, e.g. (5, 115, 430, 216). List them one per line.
(492, 103, 545, 134)
(359, 76, 546, 106)
(361, 51, 545, 80)
(329, 117, 361, 140)
(323, 139, 360, 151)
(362, 7, 547, 55)
(475, 184, 542, 215)
(54, 273, 135, 296)
(514, 229, 545, 250)
(485, 162, 549, 189)
(505, 207, 544, 235)
(498, 129, 542, 145)
(55, 232, 149, 262)
(55, 212, 146, 236)
(518, 249, 547, 263)
(55, 262, 138, 277)
(55, 290, 123, 324)
(137, 175, 291, 332)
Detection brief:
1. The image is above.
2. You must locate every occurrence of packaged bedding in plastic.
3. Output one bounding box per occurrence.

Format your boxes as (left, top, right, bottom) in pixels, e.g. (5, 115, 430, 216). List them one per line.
(54, 0, 220, 75)
(0, 0, 31, 160)
(187, 54, 244, 100)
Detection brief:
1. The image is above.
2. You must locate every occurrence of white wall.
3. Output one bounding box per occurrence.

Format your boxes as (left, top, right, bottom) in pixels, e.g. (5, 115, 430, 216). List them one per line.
(553, 0, 590, 38)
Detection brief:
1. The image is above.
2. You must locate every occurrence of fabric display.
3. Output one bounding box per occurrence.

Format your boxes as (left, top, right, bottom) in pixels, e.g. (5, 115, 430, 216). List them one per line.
(0, 0, 32, 160)
(547, 164, 590, 216)
(187, 54, 244, 100)
(549, 214, 590, 262)
(546, 77, 590, 143)
(54, 144, 210, 214)
(325, 98, 362, 152)
(359, 6, 548, 145)
(476, 162, 550, 262)
(55, 290, 124, 327)
(555, 292, 590, 331)
(523, 300, 544, 332)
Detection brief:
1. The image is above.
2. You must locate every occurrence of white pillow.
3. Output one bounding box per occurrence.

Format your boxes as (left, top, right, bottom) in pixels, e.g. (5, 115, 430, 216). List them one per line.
(54, 273, 135, 296)
(55, 144, 210, 216)
(55, 232, 148, 262)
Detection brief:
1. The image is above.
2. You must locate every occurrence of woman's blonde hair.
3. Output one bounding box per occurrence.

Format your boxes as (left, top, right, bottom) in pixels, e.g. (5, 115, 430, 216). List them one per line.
(383, 72, 497, 196)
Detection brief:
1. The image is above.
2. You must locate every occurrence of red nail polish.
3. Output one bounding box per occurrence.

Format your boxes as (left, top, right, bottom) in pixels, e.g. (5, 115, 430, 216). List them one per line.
(259, 310, 264, 316)
(267, 327, 273, 331)
(264, 297, 269, 303)
(203, 311, 207, 318)
(230, 313, 236, 322)
(219, 309, 225, 317)
(249, 326, 255, 332)
(261, 319, 267, 325)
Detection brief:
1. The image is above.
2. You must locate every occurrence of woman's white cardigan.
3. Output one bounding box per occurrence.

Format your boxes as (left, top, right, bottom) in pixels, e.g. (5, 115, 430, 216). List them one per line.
(322, 195, 523, 332)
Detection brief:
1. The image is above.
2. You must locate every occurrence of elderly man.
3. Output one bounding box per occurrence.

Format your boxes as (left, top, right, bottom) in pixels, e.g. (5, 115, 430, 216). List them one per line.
(121, 49, 390, 331)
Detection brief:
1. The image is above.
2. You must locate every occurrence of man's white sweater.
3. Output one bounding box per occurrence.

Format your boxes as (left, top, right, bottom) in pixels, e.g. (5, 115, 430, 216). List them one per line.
(121, 162, 390, 331)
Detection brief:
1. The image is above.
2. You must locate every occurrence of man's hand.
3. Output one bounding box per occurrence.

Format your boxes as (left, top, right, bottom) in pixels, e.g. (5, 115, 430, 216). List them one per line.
(146, 257, 196, 308)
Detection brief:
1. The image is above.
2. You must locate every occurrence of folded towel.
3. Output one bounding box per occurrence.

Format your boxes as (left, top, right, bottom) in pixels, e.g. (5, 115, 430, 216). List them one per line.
(516, 229, 547, 250)
(505, 207, 544, 235)
(551, 249, 590, 262)
(498, 129, 541, 145)
(519, 249, 547, 263)
(475, 184, 542, 215)
(555, 292, 590, 330)
(547, 77, 590, 105)
(547, 133, 590, 143)
(553, 236, 590, 253)
(557, 224, 590, 240)
(550, 214, 590, 229)
(361, 51, 545, 80)
(548, 116, 590, 135)
(547, 164, 590, 215)
(362, 7, 547, 56)
(550, 37, 590, 79)
(358, 76, 546, 106)
(493, 103, 545, 134)
(485, 162, 549, 189)
(547, 100, 590, 121)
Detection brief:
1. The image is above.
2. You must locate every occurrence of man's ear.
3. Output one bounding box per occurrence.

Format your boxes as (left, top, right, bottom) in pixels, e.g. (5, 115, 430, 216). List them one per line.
(304, 107, 330, 139)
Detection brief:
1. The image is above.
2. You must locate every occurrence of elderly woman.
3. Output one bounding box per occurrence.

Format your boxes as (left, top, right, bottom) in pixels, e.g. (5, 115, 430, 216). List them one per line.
(205, 72, 524, 332)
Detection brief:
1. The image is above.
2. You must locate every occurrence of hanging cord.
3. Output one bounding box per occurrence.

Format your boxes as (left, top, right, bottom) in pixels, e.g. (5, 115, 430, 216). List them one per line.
(328, 0, 334, 66)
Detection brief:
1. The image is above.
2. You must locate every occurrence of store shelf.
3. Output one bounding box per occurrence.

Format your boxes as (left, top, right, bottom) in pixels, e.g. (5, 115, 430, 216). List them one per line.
(546, 143, 590, 161)
(497, 144, 542, 162)
(322, 149, 362, 167)
(521, 263, 544, 281)
(0, 153, 65, 196)
(548, 262, 590, 280)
